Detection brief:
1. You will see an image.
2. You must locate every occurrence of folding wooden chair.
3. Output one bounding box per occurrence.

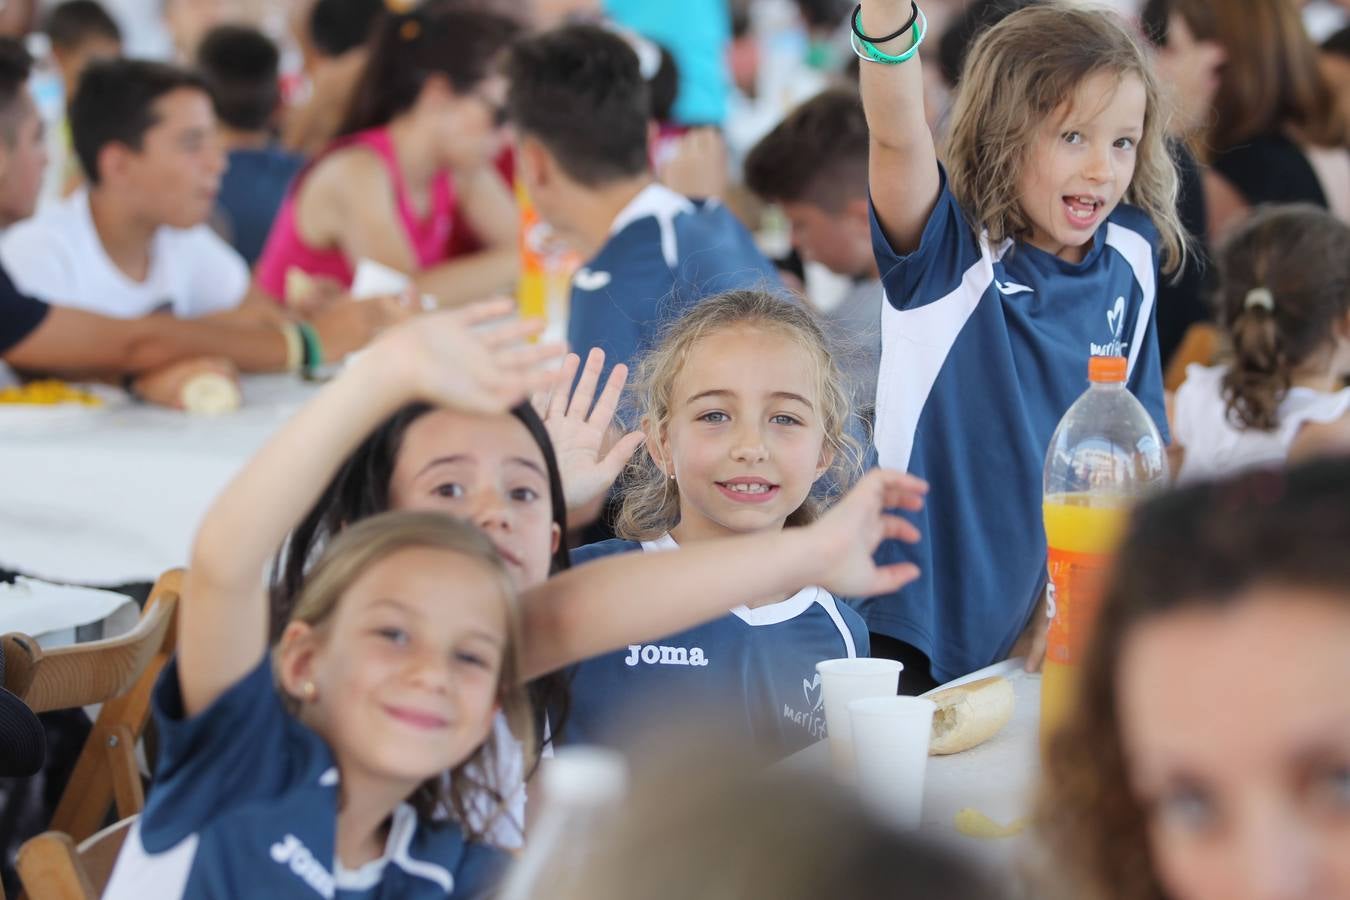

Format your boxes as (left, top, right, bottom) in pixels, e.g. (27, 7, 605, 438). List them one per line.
(1, 569, 181, 844)
(16, 816, 136, 900)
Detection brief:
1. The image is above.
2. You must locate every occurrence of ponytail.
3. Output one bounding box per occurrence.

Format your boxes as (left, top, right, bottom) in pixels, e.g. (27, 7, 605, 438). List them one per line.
(1216, 204, 1350, 433)
(1222, 293, 1287, 430)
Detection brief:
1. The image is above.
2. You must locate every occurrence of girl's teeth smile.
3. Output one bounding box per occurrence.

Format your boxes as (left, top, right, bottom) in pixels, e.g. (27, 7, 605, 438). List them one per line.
(1065, 196, 1100, 221)
(723, 482, 772, 494)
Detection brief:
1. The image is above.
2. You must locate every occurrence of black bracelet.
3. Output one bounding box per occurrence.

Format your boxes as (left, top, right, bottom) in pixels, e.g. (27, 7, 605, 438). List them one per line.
(851, 1, 919, 44)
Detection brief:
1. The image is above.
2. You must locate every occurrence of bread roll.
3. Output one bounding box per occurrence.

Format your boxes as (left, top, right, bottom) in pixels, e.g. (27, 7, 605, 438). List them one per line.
(927, 676, 1014, 755)
(180, 373, 242, 416)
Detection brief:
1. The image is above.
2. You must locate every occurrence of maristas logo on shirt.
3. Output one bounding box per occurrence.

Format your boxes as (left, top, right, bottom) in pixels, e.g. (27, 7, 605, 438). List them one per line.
(1090, 296, 1129, 357)
(782, 672, 827, 739)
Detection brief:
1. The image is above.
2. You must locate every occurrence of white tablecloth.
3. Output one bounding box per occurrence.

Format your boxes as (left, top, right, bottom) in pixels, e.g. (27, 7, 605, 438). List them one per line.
(781, 659, 1041, 873)
(0, 375, 320, 584)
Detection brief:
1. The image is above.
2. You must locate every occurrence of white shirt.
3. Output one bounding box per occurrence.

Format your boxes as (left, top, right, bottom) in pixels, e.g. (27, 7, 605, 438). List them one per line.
(1174, 363, 1350, 482)
(0, 188, 249, 319)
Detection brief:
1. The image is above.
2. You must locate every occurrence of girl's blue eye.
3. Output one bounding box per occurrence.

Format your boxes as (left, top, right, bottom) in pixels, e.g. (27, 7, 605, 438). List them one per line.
(1115, 137, 1137, 150)
(455, 651, 490, 669)
(770, 414, 800, 426)
(1063, 131, 1083, 144)
(376, 627, 410, 646)
(699, 411, 729, 423)
(432, 483, 465, 499)
(510, 487, 540, 502)
(1311, 765, 1350, 810)
(1155, 786, 1217, 833)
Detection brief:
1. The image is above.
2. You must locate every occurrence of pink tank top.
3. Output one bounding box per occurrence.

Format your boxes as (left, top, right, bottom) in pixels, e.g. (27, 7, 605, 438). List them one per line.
(255, 127, 457, 300)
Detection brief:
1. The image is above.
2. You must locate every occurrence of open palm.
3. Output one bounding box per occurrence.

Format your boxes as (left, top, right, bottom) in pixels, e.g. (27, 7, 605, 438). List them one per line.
(539, 349, 646, 513)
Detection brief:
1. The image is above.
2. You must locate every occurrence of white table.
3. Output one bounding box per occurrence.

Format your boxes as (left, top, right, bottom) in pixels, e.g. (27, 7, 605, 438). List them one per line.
(781, 659, 1041, 873)
(0, 375, 320, 584)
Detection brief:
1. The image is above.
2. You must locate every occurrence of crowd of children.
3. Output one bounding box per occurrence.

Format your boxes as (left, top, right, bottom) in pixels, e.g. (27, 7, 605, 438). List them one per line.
(0, 0, 1347, 897)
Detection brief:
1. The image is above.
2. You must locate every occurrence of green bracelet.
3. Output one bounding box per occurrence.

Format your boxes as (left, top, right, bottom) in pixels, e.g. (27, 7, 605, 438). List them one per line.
(296, 321, 325, 377)
(851, 4, 928, 65)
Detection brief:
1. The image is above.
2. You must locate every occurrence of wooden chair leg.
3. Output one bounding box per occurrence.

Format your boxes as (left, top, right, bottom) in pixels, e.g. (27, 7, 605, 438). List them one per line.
(16, 832, 96, 900)
(106, 725, 144, 820)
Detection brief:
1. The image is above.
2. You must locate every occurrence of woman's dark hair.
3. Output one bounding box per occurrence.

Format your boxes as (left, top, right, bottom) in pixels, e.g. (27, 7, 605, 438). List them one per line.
(338, 4, 516, 137)
(269, 401, 571, 753)
(1216, 204, 1350, 431)
(308, 0, 384, 58)
(1039, 458, 1350, 900)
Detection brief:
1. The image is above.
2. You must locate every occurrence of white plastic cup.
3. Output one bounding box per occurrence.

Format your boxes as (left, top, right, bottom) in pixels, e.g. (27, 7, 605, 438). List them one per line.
(847, 695, 936, 830)
(815, 657, 903, 778)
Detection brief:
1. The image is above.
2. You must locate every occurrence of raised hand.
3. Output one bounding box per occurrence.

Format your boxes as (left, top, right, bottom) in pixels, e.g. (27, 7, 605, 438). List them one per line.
(540, 348, 646, 512)
(376, 298, 566, 416)
(806, 468, 928, 599)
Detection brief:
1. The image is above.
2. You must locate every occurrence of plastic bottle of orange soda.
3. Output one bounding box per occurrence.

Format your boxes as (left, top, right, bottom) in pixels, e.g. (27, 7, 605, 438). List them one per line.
(1040, 355, 1167, 746)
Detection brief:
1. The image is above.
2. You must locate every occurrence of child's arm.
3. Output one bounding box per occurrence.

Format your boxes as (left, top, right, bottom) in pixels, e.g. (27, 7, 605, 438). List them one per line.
(858, 0, 941, 254)
(179, 301, 563, 717)
(518, 468, 927, 678)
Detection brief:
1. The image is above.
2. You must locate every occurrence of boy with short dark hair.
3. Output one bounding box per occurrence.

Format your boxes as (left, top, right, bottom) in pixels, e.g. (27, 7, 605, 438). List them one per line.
(744, 87, 882, 416)
(507, 24, 780, 384)
(1, 58, 251, 319)
(196, 24, 304, 265)
(0, 40, 402, 405)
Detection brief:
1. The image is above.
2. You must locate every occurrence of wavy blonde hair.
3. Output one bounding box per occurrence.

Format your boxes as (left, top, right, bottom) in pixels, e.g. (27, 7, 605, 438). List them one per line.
(615, 290, 862, 542)
(282, 510, 535, 842)
(943, 3, 1185, 273)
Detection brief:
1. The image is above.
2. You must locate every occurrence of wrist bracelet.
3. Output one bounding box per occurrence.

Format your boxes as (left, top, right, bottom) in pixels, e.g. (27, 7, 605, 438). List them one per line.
(851, 1, 918, 44)
(296, 321, 325, 377)
(276, 321, 303, 372)
(851, 3, 927, 65)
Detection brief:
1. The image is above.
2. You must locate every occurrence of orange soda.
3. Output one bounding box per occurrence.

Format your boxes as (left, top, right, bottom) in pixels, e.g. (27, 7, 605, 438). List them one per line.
(1039, 356, 1168, 747)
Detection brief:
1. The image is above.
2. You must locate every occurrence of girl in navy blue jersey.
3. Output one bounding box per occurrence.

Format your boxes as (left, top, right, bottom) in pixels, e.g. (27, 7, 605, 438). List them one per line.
(857, 1, 1185, 688)
(563, 289, 876, 758)
(107, 301, 928, 899)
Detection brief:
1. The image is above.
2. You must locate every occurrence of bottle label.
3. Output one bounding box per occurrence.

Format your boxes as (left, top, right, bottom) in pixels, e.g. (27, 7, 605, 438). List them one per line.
(1045, 547, 1111, 666)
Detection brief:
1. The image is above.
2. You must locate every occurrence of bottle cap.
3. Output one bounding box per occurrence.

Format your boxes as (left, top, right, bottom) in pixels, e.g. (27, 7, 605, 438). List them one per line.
(1088, 355, 1127, 384)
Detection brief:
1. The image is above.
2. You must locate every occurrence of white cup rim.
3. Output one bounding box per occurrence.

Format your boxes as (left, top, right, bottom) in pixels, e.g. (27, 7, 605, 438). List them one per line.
(847, 696, 937, 717)
(816, 657, 904, 677)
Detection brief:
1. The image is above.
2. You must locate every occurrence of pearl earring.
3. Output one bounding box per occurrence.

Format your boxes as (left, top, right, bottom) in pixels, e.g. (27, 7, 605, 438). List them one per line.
(301, 681, 318, 702)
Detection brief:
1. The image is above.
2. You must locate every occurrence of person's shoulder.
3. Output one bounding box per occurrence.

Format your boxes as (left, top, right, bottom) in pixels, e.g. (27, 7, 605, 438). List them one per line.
(304, 143, 394, 207)
(2, 194, 83, 249)
(570, 538, 644, 567)
(1104, 201, 1160, 243)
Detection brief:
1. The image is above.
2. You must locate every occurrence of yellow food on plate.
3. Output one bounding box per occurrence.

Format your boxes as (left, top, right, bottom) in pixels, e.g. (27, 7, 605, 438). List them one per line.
(954, 808, 1028, 839)
(0, 380, 103, 406)
(928, 675, 1015, 754)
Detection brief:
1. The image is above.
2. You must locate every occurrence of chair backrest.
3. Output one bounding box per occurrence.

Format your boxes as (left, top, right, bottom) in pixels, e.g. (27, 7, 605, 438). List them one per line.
(1, 572, 179, 714)
(16, 816, 137, 900)
(1, 570, 183, 843)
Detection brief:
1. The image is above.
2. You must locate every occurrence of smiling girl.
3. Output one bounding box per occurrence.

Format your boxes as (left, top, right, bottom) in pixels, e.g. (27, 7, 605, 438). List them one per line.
(104, 301, 926, 897)
(855, 1, 1183, 689)
(562, 290, 873, 758)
